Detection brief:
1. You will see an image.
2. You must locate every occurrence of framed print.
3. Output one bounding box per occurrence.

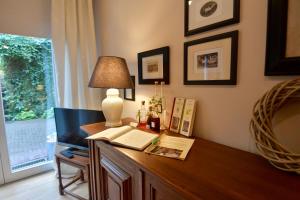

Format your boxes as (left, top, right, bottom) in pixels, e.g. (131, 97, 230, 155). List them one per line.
(184, 30, 238, 85)
(156, 104, 162, 114)
(169, 98, 185, 133)
(138, 46, 170, 84)
(184, 0, 240, 36)
(124, 76, 135, 101)
(265, 0, 300, 76)
(180, 99, 196, 137)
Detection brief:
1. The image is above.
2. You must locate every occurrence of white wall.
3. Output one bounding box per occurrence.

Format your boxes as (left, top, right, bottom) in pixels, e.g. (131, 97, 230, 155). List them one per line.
(94, 0, 300, 153)
(0, 0, 51, 38)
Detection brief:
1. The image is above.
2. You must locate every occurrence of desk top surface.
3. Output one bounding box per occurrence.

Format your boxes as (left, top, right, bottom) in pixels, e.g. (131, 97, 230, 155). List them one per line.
(81, 118, 300, 200)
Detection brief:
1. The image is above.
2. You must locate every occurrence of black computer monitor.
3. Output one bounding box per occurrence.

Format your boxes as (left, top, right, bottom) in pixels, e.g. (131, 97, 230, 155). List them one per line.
(54, 108, 105, 150)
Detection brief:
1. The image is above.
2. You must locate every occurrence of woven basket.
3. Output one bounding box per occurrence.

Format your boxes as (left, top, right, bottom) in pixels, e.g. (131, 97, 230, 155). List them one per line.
(250, 78, 300, 174)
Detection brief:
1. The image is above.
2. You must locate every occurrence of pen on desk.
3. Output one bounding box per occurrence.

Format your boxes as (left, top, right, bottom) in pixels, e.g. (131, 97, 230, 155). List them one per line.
(151, 137, 160, 145)
(145, 137, 160, 154)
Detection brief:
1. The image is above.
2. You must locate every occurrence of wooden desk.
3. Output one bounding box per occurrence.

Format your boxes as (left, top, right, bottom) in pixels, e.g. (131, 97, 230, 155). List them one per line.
(81, 119, 300, 200)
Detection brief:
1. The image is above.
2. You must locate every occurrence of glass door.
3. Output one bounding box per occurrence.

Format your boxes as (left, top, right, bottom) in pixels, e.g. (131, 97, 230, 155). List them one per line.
(0, 34, 57, 183)
(0, 156, 4, 185)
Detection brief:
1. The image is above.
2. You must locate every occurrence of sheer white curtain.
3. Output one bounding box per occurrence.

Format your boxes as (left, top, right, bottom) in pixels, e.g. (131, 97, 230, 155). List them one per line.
(51, 0, 100, 177)
(51, 0, 100, 109)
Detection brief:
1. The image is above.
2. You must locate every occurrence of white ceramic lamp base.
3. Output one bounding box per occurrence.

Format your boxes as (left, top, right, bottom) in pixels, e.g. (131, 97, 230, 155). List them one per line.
(102, 88, 123, 127)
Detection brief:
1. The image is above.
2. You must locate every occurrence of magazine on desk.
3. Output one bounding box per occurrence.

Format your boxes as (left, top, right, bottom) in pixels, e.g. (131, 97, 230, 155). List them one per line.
(145, 134, 195, 160)
(86, 125, 159, 151)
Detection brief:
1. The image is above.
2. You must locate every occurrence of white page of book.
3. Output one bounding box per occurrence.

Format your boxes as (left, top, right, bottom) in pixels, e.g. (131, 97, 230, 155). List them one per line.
(87, 125, 132, 141)
(112, 129, 158, 150)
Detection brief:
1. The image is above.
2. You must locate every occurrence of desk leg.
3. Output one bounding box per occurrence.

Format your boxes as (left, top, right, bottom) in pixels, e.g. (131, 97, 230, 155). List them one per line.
(56, 157, 64, 195)
(87, 164, 92, 200)
(80, 169, 84, 182)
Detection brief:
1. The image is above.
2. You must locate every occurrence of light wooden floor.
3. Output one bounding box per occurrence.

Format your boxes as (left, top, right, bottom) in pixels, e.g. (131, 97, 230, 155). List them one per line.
(0, 171, 88, 200)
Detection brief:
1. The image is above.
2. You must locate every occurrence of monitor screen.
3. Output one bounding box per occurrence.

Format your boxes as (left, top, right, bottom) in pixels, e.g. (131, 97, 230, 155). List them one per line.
(54, 108, 105, 150)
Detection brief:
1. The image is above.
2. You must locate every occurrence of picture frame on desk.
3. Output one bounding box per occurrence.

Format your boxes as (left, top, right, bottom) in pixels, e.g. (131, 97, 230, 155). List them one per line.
(265, 0, 300, 75)
(124, 76, 135, 101)
(179, 99, 196, 137)
(169, 97, 185, 133)
(184, 0, 240, 36)
(184, 31, 238, 85)
(138, 46, 170, 84)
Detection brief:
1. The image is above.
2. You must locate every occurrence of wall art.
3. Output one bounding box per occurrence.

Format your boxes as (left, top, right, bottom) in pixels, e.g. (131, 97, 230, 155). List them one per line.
(138, 47, 170, 84)
(184, 0, 240, 36)
(184, 31, 238, 85)
(124, 76, 135, 101)
(265, 0, 300, 75)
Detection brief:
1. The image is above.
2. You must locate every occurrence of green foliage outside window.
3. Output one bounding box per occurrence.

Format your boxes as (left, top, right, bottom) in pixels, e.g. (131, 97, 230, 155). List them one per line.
(0, 34, 55, 121)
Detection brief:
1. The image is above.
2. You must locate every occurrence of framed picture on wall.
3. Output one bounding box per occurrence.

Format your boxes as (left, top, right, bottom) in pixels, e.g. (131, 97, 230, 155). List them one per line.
(265, 0, 300, 75)
(184, 31, 238, 85)
(124, 76, 135, 101)
(184, 0, 240, 36)
(138, 46, 170, 84)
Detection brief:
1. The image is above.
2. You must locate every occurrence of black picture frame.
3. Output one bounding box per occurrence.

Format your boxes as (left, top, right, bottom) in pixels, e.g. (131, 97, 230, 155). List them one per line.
(184, 31, 238, 85)
(184, 0, 240, 36)
(265, 0, 300, 76)
(124, 76, 135, 101)
(138, 46, 170, 84)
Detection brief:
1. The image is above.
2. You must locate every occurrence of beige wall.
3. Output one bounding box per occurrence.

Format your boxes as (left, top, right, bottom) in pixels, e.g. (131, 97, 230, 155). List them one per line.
(96, 0, 300, 153)
(0, 0, 298, 153)
(0, 0, 51, 38)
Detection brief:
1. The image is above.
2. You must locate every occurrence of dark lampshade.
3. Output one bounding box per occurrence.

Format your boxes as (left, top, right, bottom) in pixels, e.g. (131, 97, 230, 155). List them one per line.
(88, 56, 134, 89)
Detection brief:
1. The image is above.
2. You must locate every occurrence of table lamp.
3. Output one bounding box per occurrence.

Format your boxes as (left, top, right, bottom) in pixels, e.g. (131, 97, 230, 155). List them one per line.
(88, 56, 134, 127)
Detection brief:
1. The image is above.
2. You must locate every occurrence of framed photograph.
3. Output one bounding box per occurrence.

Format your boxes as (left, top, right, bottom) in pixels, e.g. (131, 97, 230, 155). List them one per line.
(169, 98, 185, 133)
(184, 0, 240, 36)
(155, 104, 162, 114)
(124, 76, 135, 101)
(184, 31, 238, 85)
(265, 0, 300, 75)
(180, 99, 196, 137)
(138, 46, 170, 84)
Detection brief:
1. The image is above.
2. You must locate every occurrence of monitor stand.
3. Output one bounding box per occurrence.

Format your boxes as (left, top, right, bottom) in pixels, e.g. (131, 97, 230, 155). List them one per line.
(60, 148, 89, 158)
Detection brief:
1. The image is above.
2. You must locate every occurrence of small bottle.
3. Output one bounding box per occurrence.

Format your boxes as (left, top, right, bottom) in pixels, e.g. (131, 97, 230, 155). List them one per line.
(150, 109, 160, 132)
(139, 101, 147, 127)
(146, 106, 153, 129)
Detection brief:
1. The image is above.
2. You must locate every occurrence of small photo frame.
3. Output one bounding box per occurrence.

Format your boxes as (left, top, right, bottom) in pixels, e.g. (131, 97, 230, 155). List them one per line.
(138, 46, 170, 84)
(184, 0, 240, 36)
(169, 97, 185, 133)
(124, 76, 135, 101)
(184, 31, 238, 85)
(180, 99, 196, 137)
(155, 104, 162, 114)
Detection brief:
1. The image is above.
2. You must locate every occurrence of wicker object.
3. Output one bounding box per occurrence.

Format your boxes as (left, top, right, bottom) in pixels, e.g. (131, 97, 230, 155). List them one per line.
(250, 78, 300, 174)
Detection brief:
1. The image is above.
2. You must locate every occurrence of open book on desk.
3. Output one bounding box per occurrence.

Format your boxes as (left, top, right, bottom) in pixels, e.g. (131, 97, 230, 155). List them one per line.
(86, 125, 159, 151)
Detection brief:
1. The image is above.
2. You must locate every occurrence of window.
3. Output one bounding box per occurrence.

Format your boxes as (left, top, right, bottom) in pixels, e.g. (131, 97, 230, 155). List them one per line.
(0, 34, 56, 171)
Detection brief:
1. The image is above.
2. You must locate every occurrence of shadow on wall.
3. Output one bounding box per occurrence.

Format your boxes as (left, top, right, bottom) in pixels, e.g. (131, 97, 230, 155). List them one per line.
(273, 101, 300, 154)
